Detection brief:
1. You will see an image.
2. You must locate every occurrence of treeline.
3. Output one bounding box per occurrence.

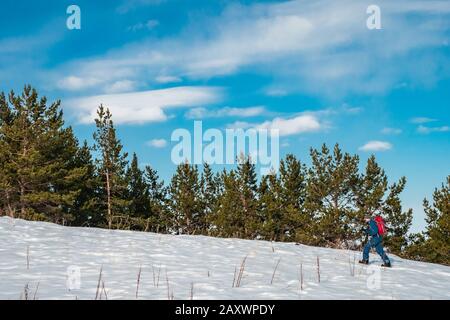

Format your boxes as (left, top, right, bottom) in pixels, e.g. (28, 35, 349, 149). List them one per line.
(0, 86, 448, 265)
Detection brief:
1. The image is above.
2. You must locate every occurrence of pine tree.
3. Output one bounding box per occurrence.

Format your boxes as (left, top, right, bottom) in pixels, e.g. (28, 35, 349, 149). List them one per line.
(200, 163, 219, 235)
(144, 165, 168, 233)
(168, 162, 202, 234)
(236, 154, 260, 239)
(72, 141, 101, 226)
(0, 91, 15, 217)
(258, 172, 282, 241)
(212, 170, 244, 237)
(306, 144, 359, 248)
(278, 154, 310, 242)
(126, 153, 151, 225)
(408, 176, 450, 265)
(93, 105, 129, 229)
(382, 177, 413, 254)
(0, 86, 87, 223)
(354, 155, 388, 242)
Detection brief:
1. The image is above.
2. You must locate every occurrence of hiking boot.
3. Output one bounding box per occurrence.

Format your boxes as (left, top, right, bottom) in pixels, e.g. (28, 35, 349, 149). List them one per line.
(358, 259, 369, 265)
(381, 261, 392, 268)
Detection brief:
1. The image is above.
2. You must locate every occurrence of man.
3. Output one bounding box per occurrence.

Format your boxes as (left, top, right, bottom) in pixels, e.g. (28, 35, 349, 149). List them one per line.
(359, 215, 392, 267)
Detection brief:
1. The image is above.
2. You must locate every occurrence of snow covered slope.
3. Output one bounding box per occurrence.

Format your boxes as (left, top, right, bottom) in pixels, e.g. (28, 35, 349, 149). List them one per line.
(0, 217, 449, 300)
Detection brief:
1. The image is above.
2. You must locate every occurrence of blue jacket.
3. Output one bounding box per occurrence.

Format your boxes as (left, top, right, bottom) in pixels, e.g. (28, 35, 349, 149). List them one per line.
(366, 219, 379, 237)
(365, 219, 382, 245)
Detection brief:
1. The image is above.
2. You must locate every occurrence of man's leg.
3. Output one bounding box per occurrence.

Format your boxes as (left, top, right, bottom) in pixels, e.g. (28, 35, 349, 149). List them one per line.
(374, 242, 390, 264)
(362, 241, 372, 261)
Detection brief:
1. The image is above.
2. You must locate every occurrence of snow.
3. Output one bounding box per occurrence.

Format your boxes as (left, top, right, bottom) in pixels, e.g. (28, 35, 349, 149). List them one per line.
(0, 217, 449, 300)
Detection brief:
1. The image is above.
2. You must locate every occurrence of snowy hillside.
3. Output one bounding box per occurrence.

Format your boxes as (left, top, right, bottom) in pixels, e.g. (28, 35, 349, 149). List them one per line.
(0, 217, 449, 300)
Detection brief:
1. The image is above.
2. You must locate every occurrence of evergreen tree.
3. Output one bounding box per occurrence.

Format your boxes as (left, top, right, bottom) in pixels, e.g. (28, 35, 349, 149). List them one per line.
(382, 177, 413, 254)
(72, 141, 101, 226)
(406, 176, 449, 265)
(236, 155, 260, 239)
(422, 175, 449, 265)
(93, 105, 129, 229)
(126, 153, 151, 224)
(354, 155, 388, 242)
(168, 162, 202, 234)
(305, 144, 359, 248)
(144, 165, 168, 233)
(258, 172, 282, 241)
(0, 91, 15, 217)
(200, 163, 219, 235)
(212, 170, 245, 237)
(278, 154, 310, 242)
(0, 86, 86, 223)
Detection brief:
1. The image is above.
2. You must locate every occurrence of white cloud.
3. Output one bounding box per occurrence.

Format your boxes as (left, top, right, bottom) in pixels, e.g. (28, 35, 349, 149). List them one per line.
(57, 76, 102, 91)
(228, 114, 322, 137)
(155, 75, 182, 84)
(50, 0, 450, 97)
(381, 127, 402, 135)
(257, 115, 322, 136)
(66, 86, 222, 124)
(185, 106, 265, 119)
(127, 19, 159, 32)
(104, 80, 137, 93)
(359, 141, 393, 152)
(410, 117, 437, 124)
(417, 125, 449, 134)
(146, 138, 167, 148)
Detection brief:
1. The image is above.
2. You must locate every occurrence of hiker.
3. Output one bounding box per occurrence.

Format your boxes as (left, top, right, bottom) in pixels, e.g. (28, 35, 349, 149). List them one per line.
(359, 214, 392, 267)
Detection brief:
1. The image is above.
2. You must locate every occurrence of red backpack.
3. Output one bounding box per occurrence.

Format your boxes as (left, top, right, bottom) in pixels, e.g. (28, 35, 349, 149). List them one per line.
(374, 215, 386, 236)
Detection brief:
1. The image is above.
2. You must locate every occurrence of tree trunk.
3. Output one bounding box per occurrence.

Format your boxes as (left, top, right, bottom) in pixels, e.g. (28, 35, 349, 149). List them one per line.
(106, 168, 112, 229)
(20, 139, 28, 219)
(5, 191, 15, 218)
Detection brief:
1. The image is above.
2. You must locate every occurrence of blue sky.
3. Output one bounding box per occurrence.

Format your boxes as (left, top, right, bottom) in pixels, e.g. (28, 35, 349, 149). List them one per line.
(0, 0, 449, 232)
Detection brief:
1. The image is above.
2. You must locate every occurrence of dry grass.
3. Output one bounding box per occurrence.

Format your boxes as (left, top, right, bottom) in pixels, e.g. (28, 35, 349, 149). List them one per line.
(136, 265, 142, 299)
(94, 265, 103, 300)
(165, 269, 173, 300)
(298, 263, 304, 292)
(152, 265, 162, 288)
(20, 283, 29, 300)
(233, 255, 248, 288)
(349, 254, 356, 277)
(270, 258, 281, 285)
(26, 245, 30, 270)
(316, 256, 321, 283)
(33, 281, 40, 300)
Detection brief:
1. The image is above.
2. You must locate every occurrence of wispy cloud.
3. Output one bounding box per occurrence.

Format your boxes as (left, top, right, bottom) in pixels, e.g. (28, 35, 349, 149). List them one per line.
(155, 75, 182, 84)
(185, 106, 266, 119)
(104, 80, 138, 93)
(410, 117, 437, 124)
(127, 19, 159, 32)
(49, 0, 450, 97)
(381, 127, 402, 135)
(417, 125, 449, 134)
(359, 141, 393, 152)
(146, 138, 167, 148)
(65, 86, 223, 124)
(58, 76, 103, 91)
(228, 114, 322, 137)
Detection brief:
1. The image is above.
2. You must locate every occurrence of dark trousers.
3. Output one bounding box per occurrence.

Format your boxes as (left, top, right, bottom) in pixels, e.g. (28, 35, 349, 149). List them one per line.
(363, 236, 390, 263)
